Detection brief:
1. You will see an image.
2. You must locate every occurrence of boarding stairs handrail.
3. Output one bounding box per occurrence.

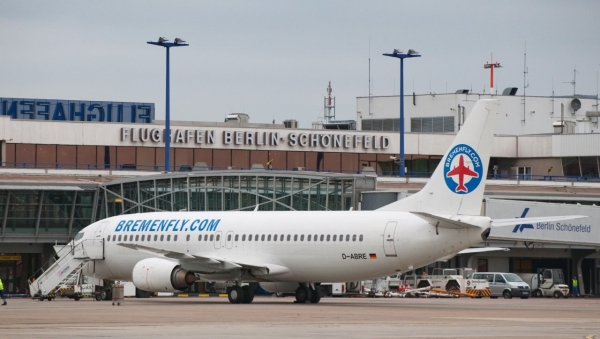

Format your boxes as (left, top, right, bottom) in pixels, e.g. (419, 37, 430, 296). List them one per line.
(28, 241, 92, 296)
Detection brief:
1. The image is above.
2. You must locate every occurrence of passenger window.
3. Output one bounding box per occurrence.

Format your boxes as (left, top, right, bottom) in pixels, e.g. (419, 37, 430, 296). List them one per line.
(339, 234, 343, 241)
(186, 234, 190, 241)
(287, 235, 291, 241)
(261, 234, 265, 241)
(148, 235, 151, 242)
(332, 235, 337, 241)
(242, 234, 246, 241)
(359, 235, 363, 242)
(294, 235, 298, 241)
(255, 234, 259, 241)
(326, 235, 330, 241)
(320, 235, 324, 241)
(216, 234, 220, 241)
(248, 235, 252, 241)
(273, 235, 277, 241)
(210, 234, 214, 241)
(160, 235, 164, 241)
(154, 235, 158, 241)
(307, 235, 312, 241)
(346, 235, 350, 241)
(106, 235, 110, 242)
(141, 235, 145, 241)
(267, 234, 271, 241)
(118, 235, 122, 241)
(198, 235, 202, 241)
(227, 234, 232, 241)
(129, 235, 134, 241)
(352, 235, 356, 242)
(174, 235, 178, 241)
(314, 234, 318, 240)
(167, 235, 171, 241)
(300, 235, 304, 241)
(204, 234, 208, 241)
(234, 234, 239, 241)
(135, 235, 139, 241)
(280, 234, 284, 240)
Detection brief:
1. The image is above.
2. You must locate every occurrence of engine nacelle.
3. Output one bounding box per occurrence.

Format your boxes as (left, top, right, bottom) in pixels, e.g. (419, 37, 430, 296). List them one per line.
(132, 258, 198, 292)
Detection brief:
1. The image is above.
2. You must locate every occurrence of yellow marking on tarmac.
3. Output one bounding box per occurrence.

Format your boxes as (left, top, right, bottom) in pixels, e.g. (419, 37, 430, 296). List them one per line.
(178, 294, 188, 297)
(198, 294, 209, 297)
(218, 294, 228, 297)
(584, 335, 596, 339)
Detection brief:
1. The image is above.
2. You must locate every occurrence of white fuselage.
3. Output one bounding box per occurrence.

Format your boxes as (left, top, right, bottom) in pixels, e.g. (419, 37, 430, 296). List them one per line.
(83, 210, 488, 283)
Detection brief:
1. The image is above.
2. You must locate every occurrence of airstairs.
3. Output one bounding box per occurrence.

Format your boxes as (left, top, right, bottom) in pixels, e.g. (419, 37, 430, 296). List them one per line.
(28, 239, 104, 298)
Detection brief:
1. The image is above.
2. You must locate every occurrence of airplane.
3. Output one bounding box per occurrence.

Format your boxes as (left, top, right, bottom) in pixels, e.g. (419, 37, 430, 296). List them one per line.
(56, 99, 585, 305)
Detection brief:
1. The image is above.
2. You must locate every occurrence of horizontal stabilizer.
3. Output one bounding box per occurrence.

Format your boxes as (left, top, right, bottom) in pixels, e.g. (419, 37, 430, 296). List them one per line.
(411, 212, 486, 229)
(491, 215, 587, 227)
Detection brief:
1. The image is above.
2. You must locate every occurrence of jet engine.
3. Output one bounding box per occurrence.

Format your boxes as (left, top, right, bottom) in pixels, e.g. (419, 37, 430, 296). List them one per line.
(132, 258, 198, 292)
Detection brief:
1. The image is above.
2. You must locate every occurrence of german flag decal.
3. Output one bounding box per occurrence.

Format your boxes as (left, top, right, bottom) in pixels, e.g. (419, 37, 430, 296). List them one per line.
(369, 253, 377, 259)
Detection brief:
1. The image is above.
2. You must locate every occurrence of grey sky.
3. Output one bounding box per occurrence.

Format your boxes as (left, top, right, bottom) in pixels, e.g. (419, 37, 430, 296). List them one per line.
(1, 0, 599, 127)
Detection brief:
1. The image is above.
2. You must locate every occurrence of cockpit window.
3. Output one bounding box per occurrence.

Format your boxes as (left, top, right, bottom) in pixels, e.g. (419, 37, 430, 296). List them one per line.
(74, 232, 84, 241)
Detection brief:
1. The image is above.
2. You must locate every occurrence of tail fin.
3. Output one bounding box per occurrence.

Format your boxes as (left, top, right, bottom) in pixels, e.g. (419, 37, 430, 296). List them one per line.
(377, 99, 499, 215)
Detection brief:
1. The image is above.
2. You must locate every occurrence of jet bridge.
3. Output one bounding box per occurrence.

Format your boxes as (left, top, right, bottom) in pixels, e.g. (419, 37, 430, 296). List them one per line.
(28, 238, 104, 299)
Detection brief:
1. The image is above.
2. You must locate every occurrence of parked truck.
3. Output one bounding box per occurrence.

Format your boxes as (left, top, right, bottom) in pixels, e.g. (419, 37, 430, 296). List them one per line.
(414, 268, 491, 297)
(517, 268, 569, 298)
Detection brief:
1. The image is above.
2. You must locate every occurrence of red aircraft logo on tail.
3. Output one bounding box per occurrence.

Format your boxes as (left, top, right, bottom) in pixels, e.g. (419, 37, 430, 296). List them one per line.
(446, 154, 479, 192)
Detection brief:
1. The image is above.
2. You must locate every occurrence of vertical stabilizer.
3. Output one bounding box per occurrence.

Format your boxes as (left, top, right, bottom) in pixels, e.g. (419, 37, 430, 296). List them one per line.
(377, 99, 499, 215)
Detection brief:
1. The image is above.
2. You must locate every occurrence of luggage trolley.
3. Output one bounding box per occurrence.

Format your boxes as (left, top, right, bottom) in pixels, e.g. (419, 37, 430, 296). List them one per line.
(111, 283, 124, 306)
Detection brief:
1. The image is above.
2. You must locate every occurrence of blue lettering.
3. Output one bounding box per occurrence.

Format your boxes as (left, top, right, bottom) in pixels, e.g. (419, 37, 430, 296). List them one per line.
(189, 219, 199, 231)
(52, 103, 66, 120)
(159, 220, 168, 232)
(131, 220, 141, 232)
(150, 220, 158, 232)
(2, 101, 18, 118)
(130, 105, 136, 123)
(181, 219, 190, 231)
(123, 220, 133, 232)
(115, 220, 126, 232)
(69, 103, 85, 121)
(198, 219, 208, 231)
(172, 220, 180, 232)
(166, 219, 175, 231)
(137, 105, 152, 123)
(87, 104, 105, 121)
(36, 102, 50, 120)
(140, 220, 152, 232)
(19, 101, 35, 119)
(207, 219, 220, 231)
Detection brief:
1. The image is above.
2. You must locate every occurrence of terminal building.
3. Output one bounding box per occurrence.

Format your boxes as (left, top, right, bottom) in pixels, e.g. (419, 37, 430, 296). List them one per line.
(1, 93, 599, 295)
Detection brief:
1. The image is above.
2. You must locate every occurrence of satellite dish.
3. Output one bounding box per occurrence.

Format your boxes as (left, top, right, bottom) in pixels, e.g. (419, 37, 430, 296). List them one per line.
(571, 98, 581, 112)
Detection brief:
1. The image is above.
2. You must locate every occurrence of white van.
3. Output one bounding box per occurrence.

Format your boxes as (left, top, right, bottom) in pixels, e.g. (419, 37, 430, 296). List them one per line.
(471, 272, 530, 299)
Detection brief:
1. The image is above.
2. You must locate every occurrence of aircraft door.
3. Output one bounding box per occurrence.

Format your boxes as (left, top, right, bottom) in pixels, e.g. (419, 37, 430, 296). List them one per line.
(225, 231, 234, 249)
(383, 221, 398, 257)
(214, 231, 222, 249)
(84, 221, 109, 260)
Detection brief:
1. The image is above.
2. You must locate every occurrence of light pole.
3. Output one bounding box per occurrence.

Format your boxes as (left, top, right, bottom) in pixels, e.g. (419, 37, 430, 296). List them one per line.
(383, 49, 421, 177)
(147, 37, 189, 172)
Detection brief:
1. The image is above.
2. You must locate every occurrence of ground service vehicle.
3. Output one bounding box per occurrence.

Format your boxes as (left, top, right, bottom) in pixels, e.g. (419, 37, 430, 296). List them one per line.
(471, 272, 530, 299)
(518, 269, 569, 298)
(415, 268, 490, 297)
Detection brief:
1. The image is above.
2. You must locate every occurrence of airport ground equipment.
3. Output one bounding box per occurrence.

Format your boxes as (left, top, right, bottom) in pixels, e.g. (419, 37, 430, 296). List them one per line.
(28, 238, 105, 301)
(112, 284, 124, 306)
(414, 268, 491, 297)
(518, 269, 569, 298)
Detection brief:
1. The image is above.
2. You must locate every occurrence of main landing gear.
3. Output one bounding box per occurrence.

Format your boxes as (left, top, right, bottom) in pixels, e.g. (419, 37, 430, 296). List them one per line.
(227, 285, 255, 304)
(295, 283, 321, 304)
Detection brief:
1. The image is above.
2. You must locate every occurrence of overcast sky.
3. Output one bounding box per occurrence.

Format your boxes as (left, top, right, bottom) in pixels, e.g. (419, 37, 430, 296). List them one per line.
(1, 0, 599, 127)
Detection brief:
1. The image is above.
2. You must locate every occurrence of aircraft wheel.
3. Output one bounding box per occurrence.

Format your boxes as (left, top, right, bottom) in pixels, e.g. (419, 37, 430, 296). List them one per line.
(295, 285, 312, 303)
(228, 286, 243, 304)
(241, 285, 254, 304)
(310, 285, 322, 304)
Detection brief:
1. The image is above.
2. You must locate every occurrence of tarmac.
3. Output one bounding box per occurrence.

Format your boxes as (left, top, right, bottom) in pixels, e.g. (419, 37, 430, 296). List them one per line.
(1, 296, 599, 338)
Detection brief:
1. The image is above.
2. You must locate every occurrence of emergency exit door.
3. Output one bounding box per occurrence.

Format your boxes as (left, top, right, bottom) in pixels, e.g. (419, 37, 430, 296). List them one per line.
(383, 222, 398, 257)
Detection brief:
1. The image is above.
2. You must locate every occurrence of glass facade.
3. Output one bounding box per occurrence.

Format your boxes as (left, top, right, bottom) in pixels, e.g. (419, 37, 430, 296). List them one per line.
(0, 171, 375, 241)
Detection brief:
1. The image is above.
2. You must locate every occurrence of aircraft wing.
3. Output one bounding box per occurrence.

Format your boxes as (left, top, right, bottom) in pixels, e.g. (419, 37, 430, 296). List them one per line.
(457, 247, 510, 254)
(117, 243, 290, 275)
(491, 215, 587, 227)
(411, 212, 484, 229)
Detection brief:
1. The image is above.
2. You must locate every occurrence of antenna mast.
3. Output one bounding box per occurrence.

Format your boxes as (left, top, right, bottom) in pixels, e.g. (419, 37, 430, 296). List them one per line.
(522, 43, 529, 124)
(324, 81, 336, 123)
(484, 53, 502, 95)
